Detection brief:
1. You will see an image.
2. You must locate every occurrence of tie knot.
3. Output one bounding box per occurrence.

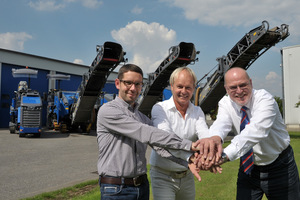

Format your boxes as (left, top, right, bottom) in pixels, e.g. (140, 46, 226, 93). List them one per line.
(241, 106, 248, 112)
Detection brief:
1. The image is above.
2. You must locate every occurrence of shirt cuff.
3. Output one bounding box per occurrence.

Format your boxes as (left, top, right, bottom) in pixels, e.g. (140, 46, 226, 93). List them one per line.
(181, 139, 192, 151)
(224, 144, 238, 161)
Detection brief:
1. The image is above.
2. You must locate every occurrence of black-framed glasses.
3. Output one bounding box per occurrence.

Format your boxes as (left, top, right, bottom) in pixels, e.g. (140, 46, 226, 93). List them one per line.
(120, 80, 143, 88)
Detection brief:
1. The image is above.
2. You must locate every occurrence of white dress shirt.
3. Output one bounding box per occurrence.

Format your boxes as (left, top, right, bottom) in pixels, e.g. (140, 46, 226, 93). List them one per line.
(150, 96, 209, 171)
(210, 89, 290, 166)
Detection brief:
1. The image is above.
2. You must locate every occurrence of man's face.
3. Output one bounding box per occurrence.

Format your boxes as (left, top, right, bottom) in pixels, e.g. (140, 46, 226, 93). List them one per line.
(171, 70, 195, 107)
(115, 71, 143, 106)
(225, 70, 253, 106)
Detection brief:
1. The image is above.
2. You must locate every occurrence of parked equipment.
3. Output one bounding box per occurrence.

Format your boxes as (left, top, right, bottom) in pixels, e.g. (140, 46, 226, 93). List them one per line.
(46, 41, 125, 133)
(9, 68, 42, 137)
(195, 21, 289, 113)
(138, 42, 199, 116)
(46, 74, 74, 132)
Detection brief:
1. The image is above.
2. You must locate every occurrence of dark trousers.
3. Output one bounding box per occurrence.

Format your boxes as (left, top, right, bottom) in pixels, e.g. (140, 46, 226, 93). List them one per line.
(236, 145, 300, 200)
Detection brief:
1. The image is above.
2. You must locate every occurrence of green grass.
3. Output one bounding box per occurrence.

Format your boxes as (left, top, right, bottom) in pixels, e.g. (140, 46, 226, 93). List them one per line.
(23, 132, 300, 200)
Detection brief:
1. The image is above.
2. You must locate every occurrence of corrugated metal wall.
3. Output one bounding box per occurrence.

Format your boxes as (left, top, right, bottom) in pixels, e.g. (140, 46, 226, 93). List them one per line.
(282, 45, 300, 127)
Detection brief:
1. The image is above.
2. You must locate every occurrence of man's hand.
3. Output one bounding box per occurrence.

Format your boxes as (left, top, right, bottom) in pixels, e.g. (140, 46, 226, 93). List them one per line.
(188, 162, 201, 182)
(191, 136, 223, 168)
(209, 165, 223, 174)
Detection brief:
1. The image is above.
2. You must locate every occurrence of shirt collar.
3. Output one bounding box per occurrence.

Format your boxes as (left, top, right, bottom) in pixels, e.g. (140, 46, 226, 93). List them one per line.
(115, 96, 139, 111)
(166, 96, 194, 113)
(230, 89, 254, 112)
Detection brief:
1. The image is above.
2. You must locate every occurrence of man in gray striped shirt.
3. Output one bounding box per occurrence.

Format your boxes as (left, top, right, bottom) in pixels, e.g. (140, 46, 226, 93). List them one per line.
(97, 64, 220, 200)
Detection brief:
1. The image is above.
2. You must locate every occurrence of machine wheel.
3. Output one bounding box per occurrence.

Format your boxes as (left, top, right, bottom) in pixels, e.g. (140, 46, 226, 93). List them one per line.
(77, 124, 89, 134)
(9, 125, 16, 134)
(47, 113, 57, 129)
(60, 123, 68, 133)
(19, 132, 25, 138)
(53, 121, 60, 131)
(86, 123, 92, 134)
(34, 132, 41, 138)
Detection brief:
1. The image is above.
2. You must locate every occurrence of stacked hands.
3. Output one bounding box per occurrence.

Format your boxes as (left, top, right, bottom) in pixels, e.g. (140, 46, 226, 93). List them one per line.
(189, 136, 224, 181)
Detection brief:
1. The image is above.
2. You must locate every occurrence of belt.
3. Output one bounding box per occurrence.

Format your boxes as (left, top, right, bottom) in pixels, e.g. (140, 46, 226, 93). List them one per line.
(151, 165, 189, 179)
(100, 174, 147, 186)
(278, 145, 291, 159)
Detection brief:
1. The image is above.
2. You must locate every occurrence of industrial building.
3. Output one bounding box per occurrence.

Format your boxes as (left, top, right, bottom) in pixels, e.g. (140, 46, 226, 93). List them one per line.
(1, 43, 299, 130)
(282, 45, 300, 130)
(0, 48, 118, 128)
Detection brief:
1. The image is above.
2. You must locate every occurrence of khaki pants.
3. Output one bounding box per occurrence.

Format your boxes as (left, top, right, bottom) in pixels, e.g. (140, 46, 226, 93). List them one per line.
(150, 166, 195, 200)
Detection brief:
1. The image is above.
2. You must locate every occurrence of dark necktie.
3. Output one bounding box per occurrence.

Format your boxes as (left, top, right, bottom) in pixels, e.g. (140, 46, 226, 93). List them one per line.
(240, 106, 254, 174)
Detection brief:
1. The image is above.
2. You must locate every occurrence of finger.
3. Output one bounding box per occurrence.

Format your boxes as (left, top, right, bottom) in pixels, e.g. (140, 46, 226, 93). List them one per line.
(198, 140, 204, 155)
(206, 156, 216, 168)
(200, 155, 206, 166)
(216, 166, 223, 174)
(211, 166, 217, 174)
(193, 171, 202, 182)
(202, 140, 209, 159)
(194, 153, 202, 165)
(189, 163, 202, 182)
(207, 140, 215, 161)
(216, 143, 223, 162)
(192, 140, 201, 151)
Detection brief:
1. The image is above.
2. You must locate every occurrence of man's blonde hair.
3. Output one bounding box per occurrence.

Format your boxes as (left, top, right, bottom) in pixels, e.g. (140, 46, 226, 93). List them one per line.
(169, 67, 197, 86)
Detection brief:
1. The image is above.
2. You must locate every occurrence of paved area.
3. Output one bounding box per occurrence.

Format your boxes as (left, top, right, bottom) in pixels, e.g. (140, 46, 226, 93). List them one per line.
(0, 128, 152, 200)
(0, 128, 100, 200)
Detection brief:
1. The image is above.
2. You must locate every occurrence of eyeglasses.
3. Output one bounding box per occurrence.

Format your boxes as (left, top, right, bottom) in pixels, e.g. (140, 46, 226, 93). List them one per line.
(227, 82, 249, 91)
(120, 80, 143, 88)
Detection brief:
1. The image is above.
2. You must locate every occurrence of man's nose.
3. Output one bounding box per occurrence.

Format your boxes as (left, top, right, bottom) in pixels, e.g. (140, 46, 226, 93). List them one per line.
(236, 86, 243, 93)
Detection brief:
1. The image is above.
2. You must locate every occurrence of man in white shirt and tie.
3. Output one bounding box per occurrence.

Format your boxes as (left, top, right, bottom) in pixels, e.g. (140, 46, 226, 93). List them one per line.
(209, 67, 300, 199)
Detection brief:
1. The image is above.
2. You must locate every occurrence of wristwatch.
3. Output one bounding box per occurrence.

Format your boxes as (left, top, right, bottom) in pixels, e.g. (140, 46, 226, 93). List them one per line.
(221, 152, 228, 163)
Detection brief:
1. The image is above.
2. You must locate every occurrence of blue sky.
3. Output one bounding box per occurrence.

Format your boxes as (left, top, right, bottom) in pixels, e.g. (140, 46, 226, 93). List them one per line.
(1, 0, 300, 98)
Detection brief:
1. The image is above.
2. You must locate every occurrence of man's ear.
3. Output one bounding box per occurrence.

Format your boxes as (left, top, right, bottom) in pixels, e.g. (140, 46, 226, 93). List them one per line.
(224, 85, 229, 94)
(115, 78, 120, 90)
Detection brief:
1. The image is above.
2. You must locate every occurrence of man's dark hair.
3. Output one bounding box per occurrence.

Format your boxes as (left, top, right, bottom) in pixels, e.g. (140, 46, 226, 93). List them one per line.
(118, 64, 143, 79)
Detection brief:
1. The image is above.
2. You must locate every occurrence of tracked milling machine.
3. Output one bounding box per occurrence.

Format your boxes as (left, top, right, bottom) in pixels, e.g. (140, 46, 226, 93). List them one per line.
(138, 42, 200, 116)
(46, 74, 73, 132)
(195, 21, 289, 113)
(46, 42, 126, 133)
(9, 68, 42, 137)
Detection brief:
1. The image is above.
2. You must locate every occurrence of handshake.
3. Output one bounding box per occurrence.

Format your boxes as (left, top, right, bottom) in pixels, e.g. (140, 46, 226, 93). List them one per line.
(189, 136, 227, 181)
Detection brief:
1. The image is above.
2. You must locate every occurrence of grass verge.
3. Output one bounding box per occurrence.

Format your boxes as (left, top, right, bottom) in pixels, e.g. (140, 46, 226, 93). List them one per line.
(23, 132, 300, 200)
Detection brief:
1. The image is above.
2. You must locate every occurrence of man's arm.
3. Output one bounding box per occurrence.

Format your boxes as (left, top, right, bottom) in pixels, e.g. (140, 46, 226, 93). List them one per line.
(98, 102, 193, 151)
(151, 103, 195, 160)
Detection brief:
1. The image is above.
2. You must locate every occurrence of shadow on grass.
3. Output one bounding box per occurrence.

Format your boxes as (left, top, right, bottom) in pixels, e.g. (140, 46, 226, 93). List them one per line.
(289, 132, 300, 139)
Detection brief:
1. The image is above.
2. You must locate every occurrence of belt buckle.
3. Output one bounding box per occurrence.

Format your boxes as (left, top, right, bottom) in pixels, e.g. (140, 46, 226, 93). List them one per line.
(173, 171, 187, 179)
(133, 176, 141, 186)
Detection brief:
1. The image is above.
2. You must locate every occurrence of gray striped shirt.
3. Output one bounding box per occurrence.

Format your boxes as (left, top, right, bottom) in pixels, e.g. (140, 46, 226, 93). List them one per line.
(97, 97, 192, 177)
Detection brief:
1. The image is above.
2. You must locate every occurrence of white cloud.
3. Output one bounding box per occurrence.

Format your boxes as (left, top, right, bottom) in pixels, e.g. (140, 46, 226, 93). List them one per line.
(73, 59, 84, 65)
(266, 71, 279, 81)
(29, 0, 66, 11)
(80, 0, 103, 9)
(160, 0, 300, 40)
(0, 32, 33, 51)
(131, 6, 143, 15)
(251, 71, 282, 97)
(111, 21, 177, 75)
(29, 0, 103, 11)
